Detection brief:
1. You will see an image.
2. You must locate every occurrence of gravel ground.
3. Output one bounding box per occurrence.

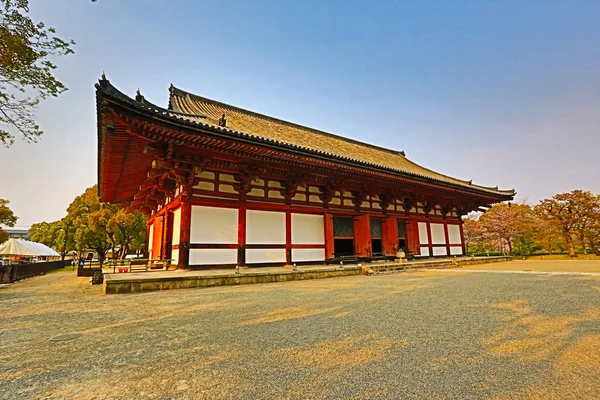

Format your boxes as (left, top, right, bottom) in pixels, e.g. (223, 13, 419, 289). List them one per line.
(1, 263, 599, 399)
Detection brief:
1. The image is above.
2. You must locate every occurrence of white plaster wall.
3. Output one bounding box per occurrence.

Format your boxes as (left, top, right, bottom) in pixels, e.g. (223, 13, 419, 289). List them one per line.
(189, 249, 237, 265)
(170, 249, 179, 265)
(419, 246, 430, 257)
(246, 248, 286, 264)
(246, 210, 286, 244)
(291, 248, 325, 262)
(291, 214, 324, 244)
(450, 246, 463, 255)
(148, 223, 154, 250)
(447, 225, 462, 245)
(430, 223, 446, 245)
(171, 207, 181, 246)
(432, 247, 447, 256)
(190, 206, 238, 244)
(418, 222, 429, 245)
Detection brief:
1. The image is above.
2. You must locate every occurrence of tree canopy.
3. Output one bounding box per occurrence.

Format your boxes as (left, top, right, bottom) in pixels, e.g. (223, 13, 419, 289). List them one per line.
(466, 190, 600, 257)
(0, 198, 18, 227)
(0, 0, 75, 146)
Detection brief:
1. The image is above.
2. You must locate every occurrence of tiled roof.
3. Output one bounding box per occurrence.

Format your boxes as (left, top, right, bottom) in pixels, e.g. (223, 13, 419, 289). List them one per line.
(168, 86, 515, 197)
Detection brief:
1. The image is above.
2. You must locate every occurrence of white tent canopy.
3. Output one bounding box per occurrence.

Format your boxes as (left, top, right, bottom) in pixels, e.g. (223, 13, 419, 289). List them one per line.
(0, 238, 60, 257)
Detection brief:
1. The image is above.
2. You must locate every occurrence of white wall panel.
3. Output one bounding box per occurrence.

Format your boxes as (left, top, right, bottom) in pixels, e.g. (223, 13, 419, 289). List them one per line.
(291, 248, 325, 262)
(450, 246, 464, 255)
(291, 214, 324, 244)
(189, 249, 237, 265)
(419, 246, 430, 257)
(430, 223, 446, 245)
(432, 247, 447, 256)
(148, 223, 154, 250)
(246, 248, 286, 264)
(246, 210, 285, 244)
(170, 249, 179, 265)
(171, 207, 181, 246)
(190, 206, 238, 244)
(447, 225, 462, 245)
(418, 222, 429, 245)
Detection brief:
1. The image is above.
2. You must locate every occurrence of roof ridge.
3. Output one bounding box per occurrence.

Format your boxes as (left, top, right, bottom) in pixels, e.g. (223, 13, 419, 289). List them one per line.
(96, 79, 515, 198)
(169, 85, 407, 158)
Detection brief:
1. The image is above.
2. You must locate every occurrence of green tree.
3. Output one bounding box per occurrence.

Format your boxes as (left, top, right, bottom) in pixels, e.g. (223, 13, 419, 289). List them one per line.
(0, 198, 17, 226)
(29, 218, 75, 260)
(462, 217, 483, 254)
(534, 191, 597, 257)
(572, 192, 600, 254)
(0, 227, 8, 243)
(29, 220, 59, 247)
(68, 186, 115, 266)
(107, 209, 147, 259)
(1, 0, 75, 145)
(534, 218, 565, 254)
(478, 203, 535, 255)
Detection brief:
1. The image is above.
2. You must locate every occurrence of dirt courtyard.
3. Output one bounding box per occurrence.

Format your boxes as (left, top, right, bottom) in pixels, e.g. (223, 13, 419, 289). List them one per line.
(1, 260, 599, 399)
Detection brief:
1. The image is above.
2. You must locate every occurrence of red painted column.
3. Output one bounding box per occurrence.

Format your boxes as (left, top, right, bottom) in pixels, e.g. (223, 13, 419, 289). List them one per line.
(426, 220, 433, 257)
(324, 213, 335, 260)
(354, 214, 371, 258)
(444, 221, 451, 256)
(405, 219, 420, 256)
(178, 202, 192, 269)
(382, 216, 398, 256)
(285, 210, 292, 265)
(152, 215, 164, 261)
(459, 219, 466, 256)
(237, 206, 247, 266)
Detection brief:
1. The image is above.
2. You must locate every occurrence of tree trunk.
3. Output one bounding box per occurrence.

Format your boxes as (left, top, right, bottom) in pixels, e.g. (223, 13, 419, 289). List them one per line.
(565, 234, 576, 257)
(580, 232, 587, 255)
(97, 248, 106, 267)
(507, 238, 513, 255)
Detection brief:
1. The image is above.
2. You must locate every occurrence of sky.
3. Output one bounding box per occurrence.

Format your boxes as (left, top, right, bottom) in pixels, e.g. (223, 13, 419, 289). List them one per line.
(1, 0, 600, 227)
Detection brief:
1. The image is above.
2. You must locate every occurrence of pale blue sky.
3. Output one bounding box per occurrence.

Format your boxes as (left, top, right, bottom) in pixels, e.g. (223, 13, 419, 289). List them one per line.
(1, 0, 599, 226)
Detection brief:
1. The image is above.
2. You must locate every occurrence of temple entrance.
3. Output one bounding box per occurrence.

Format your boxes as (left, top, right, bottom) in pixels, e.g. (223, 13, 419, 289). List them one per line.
(333, 216, 355, 257)
(164, 210, 174, 262)
(398, 220, 407, 253)
(370, 218, 383, 255)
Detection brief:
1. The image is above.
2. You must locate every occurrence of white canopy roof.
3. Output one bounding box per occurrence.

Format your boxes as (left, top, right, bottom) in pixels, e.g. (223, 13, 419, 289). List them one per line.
(0, 238, 60, 256)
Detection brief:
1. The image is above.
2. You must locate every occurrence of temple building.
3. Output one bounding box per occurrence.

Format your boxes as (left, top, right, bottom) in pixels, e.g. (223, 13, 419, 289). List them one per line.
(95, 76, 515, 269)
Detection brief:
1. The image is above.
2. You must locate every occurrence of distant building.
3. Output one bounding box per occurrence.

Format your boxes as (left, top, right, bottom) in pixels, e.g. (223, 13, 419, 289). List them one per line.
(4, 227, 30, 240)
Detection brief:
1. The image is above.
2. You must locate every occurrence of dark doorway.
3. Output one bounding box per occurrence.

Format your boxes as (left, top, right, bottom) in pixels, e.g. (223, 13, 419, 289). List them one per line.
(370, 218, 382, 255)
(333, 216, 355, 258)
(334, 239, 354, 257)
(398, 220, 407, 253)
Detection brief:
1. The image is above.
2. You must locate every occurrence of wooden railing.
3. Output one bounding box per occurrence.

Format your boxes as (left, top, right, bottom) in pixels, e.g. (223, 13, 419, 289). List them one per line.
(103, 259, 173, 273)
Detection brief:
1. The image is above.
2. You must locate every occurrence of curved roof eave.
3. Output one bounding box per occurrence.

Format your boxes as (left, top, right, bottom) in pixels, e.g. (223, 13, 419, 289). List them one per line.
(95, 78, 516, 200)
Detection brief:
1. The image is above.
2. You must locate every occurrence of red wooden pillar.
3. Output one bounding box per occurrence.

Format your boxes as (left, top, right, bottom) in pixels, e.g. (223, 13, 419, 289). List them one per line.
(459, 219, 466, 255)
(382, 216, 398, 256)
(152, 215, 164, 261)
(237, 206, 247, 266)
(405, 220, 420, 255)
(324, 213, 335, 259)
(444, 222, 451, 256)
(426, 220, 433, 256)
(177, 202, 191, 269)
(285, 210, 292, 265)
(354, 214, 371, 258)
